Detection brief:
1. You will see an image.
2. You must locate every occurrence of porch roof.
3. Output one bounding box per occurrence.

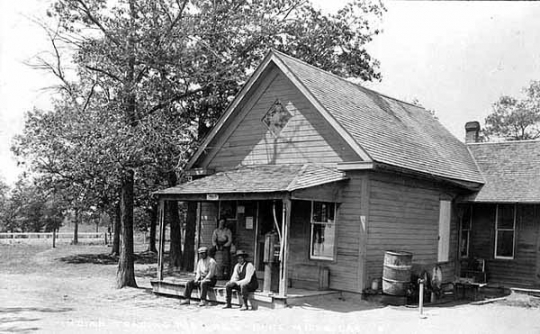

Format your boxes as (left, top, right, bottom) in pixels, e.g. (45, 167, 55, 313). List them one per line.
(154, 164, 348, 198)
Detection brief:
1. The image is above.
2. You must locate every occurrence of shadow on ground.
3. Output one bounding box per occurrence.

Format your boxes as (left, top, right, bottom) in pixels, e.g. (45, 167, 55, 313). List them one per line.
(293, 296, 386, 313)
(0, 307, 73, 314)
(0, 307, 73, 333)
(59, 250, 160, 265)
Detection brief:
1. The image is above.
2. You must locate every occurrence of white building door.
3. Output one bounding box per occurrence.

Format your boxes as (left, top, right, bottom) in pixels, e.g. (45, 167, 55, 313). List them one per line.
(438, 200, 451, 262)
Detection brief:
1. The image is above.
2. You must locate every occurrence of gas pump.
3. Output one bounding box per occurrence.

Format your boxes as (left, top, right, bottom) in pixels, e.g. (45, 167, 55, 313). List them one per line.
(264, 231, 280, 263)
(263, 231, 280, 292)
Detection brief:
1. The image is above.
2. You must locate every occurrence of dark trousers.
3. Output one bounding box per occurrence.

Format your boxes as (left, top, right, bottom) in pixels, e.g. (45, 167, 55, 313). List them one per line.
(184, 278, 216, 301)
(225, 281, 258, 305)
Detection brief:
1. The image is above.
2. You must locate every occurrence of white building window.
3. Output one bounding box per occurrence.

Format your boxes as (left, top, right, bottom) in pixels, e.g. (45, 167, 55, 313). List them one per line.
(460, 205, 472, 258)
(495, 204, 516, 259)
(310, 201, 336, 261)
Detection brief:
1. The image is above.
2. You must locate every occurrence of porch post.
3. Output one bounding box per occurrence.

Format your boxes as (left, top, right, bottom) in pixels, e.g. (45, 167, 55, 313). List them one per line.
(279, 195, 291, 297)
(157, 198, 165, 281)
(194, 201, 201, 270)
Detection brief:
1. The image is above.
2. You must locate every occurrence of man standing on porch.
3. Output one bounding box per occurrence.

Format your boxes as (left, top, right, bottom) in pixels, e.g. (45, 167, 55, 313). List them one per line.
(223, 250, 259, 311)
(180, 247, 217, 307)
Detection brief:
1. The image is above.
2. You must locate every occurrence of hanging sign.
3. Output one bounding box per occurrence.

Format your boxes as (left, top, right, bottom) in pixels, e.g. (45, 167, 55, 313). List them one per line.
(245, 216, 254, 230)
(206, 194, 219, 201)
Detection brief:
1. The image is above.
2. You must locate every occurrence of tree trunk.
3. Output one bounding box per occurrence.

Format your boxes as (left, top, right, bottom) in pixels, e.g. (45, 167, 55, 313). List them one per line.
(147, 204, 157, 253)
(116, 170, 137, 288)
(111, 203, 121, 256)
(166, 171, 182, 272)
(182, 201, 197, 272)
(73, 210, 79, 245)
(167, 200, 182, 272)
(96, 212, 101, 233)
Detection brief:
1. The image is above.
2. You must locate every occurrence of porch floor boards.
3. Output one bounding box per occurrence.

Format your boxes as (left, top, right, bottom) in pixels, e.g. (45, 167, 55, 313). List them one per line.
(151, 274, 340, 308)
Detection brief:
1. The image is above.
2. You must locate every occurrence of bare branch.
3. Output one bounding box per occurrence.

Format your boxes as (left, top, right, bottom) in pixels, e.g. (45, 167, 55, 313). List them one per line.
(25, 18, 76, 95)
(142, 86, 207, 118)
(73, 0, 121, 47)
(82, 82, 98, 113)
(165, 0, 189, 39)
(84, 65, 123, 83)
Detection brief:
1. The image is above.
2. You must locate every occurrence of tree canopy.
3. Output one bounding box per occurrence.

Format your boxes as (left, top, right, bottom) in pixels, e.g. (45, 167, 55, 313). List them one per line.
(484, 80, 540, 140)
(13, 0, 386, 288)
(0, 179, 65, 233)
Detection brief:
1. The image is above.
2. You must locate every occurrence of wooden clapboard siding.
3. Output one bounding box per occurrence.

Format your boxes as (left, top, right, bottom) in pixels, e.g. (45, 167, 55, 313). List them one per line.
(325, 175, 363, 292)
(205, 69, 359, 170)
(286, 176, 364, 293)
(198, 202, 218, 249)
(469, 203, 540, 288)
(366, 172, 460, 286)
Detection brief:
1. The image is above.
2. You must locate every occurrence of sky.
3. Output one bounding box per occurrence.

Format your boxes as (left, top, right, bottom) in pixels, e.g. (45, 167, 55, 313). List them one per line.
(1, 1, 540, 186)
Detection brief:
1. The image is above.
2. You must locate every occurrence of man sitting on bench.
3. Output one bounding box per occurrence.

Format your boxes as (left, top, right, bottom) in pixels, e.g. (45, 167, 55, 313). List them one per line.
(223, 250, 258, 311)
(180, 247, 217, 307)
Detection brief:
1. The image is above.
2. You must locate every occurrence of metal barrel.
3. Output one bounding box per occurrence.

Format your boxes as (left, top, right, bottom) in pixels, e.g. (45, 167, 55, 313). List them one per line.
(382, 250, 413, 296)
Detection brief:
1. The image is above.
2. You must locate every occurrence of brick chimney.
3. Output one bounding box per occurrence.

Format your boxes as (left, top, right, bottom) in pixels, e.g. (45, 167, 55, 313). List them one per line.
(465, 121, 480, 143)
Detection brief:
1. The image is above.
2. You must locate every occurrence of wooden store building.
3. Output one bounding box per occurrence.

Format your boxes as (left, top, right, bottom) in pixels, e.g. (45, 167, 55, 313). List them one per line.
(151, 50, 540, 306)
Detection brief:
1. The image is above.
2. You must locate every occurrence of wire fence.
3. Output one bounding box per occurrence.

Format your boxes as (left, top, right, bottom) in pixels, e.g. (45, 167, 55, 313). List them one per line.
(0, 232, 109, 245)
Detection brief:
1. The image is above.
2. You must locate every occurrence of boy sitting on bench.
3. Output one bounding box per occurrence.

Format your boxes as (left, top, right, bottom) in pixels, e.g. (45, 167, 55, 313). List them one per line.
(180, 247, 217, 307)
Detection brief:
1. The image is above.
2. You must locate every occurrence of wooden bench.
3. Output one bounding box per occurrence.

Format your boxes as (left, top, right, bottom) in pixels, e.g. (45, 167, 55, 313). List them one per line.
(454, 280, 487, 301)
(455, 258, 487, 301)
(153, 278, 258, 308)
(208, 287, 258, 310)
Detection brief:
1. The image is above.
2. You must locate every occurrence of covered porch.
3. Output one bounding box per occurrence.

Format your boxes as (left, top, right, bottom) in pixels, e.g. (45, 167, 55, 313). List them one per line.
(151, 164, 348, 307)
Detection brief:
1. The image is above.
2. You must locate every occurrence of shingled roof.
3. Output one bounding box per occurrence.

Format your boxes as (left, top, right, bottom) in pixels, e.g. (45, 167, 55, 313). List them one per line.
(155, 164, 347, 197)
(273, 51, 484, 184)
(465, 140, 540, 203)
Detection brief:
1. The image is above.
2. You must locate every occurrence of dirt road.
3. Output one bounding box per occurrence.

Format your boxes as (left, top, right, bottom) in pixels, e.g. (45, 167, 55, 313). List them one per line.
(1, 244, 539, 334)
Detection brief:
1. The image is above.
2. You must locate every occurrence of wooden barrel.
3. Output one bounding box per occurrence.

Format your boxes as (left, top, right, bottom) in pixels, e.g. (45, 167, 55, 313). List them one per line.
(382, 251, 413, 296)
(214, 249, 225, 279)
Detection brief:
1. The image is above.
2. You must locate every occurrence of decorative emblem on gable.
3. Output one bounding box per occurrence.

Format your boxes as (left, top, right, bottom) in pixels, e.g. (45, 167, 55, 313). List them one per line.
(261, 99, 292, 137)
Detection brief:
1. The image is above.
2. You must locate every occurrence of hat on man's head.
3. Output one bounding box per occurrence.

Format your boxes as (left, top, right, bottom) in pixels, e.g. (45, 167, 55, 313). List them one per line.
(198, 247, 208, 254)
(234, 250, 249, 258)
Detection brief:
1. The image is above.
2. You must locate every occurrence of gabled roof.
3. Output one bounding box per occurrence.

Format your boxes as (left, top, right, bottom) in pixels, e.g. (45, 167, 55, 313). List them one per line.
(274, 51, 483, 184)
(188, 50, 484, 185)
(465, 140, 540, 203)
(155, 164, 347, 196)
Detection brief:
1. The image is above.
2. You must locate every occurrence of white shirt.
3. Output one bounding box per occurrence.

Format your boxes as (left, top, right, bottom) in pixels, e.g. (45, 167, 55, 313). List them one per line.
(230, 262, 255, 286)
(195, 256, 217, 281)
(212, 227, 232, 247)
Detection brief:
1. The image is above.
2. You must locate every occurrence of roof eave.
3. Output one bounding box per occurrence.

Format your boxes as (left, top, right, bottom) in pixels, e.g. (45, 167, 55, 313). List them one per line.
(345, 161, 484, 191)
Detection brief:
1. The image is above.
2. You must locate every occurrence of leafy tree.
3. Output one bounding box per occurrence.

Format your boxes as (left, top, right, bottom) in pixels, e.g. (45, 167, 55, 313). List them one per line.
(484, 81, 540, 140)
(20, 0, 384, 288)
(13, 104, 118, 243)
(0, 178, 14, 232)
(2, 179, 65, 233)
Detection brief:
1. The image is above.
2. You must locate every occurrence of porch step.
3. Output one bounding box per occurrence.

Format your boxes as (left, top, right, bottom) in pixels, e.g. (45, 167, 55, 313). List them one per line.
(150, 278, 338, 308)
(151, 278, 275, 308)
